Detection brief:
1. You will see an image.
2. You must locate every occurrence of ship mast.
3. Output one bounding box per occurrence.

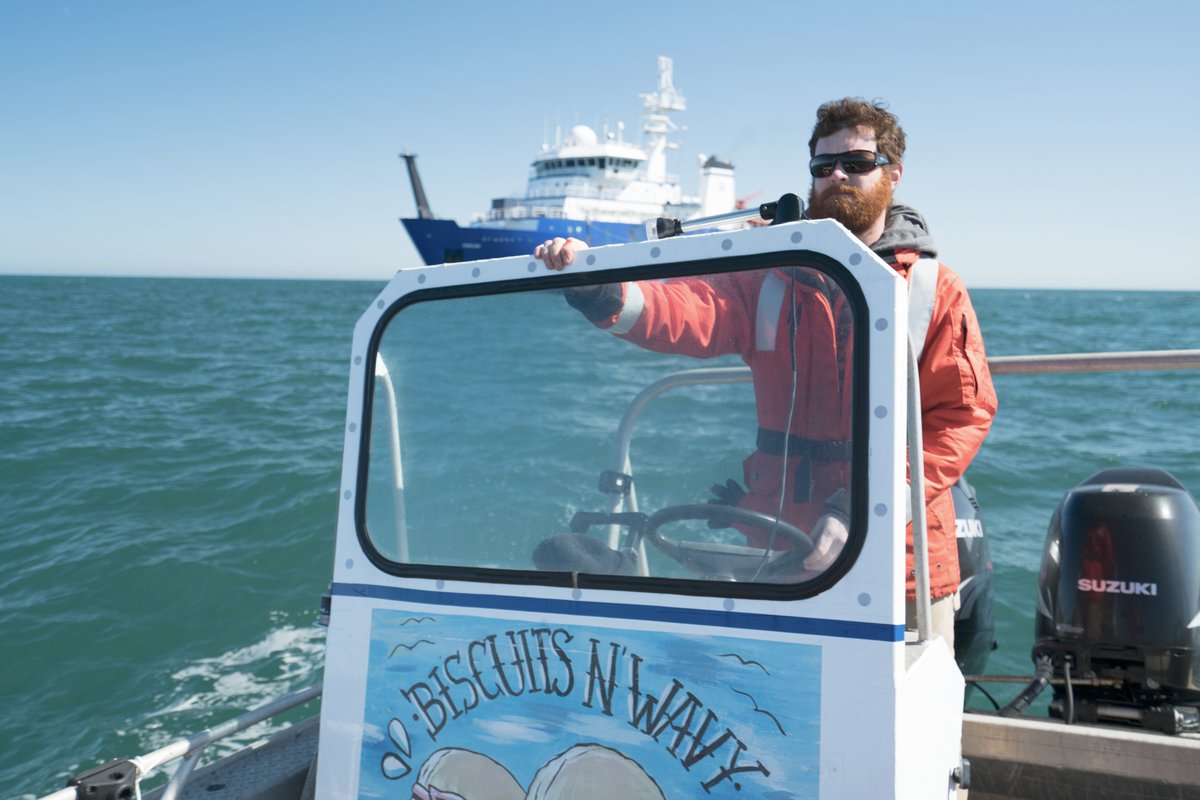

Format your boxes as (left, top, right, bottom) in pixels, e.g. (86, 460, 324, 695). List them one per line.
(640, 56, 686, 185)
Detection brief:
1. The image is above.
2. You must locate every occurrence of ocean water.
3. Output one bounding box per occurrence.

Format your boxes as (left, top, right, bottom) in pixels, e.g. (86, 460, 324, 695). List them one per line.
(2, 275, 1199, 798)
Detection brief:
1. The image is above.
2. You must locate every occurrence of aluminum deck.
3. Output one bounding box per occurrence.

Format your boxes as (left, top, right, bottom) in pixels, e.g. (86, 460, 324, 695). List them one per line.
(963, 713, 1200, 799)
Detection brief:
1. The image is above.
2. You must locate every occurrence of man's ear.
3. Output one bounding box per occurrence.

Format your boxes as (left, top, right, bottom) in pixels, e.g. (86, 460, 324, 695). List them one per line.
(888, 163, 904, 186)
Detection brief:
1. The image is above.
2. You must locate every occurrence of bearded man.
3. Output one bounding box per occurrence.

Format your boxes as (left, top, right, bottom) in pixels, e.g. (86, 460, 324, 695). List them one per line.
(535, 98, 996, 651)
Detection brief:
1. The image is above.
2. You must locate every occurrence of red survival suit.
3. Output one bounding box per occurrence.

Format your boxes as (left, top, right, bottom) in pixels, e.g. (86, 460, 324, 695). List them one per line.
(566, 205, 996, 599)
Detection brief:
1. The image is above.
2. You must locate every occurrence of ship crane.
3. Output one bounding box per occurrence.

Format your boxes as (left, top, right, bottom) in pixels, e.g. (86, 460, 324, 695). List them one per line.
(735, 190, 762, 210)
(398, 152, 434, 220)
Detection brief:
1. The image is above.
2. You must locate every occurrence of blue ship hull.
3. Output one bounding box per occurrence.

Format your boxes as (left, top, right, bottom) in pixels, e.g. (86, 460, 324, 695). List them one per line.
(401, 217, 646, 265)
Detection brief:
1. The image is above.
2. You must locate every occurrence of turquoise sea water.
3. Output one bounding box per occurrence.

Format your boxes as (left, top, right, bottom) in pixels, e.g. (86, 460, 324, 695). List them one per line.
(2, 276, 1199, 798)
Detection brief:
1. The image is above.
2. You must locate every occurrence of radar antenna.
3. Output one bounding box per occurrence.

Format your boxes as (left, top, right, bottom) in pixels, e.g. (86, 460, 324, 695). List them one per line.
(640, 56, 687, 185)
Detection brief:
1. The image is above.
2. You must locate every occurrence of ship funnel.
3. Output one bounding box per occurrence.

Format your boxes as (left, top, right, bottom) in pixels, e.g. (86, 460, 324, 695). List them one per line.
(697, 155, 736, 217)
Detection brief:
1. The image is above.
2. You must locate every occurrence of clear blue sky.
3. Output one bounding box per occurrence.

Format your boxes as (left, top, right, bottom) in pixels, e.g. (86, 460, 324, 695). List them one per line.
(2, 0, 1197, 289)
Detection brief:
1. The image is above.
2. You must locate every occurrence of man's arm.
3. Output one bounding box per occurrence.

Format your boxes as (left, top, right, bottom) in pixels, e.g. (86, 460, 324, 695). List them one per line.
(533, 237, 756, 359)
(917, 266, 998, 498)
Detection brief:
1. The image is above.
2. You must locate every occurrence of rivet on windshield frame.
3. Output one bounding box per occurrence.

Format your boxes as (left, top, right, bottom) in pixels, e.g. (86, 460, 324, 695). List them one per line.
(874, 406, 888, 418)
(571, 589, 582, 600)
(650, 246, 661, 258)
(849, 253, 862, 265)
(354, 356, 362, 365)
(874, 503, 887, 516)
(723, 598, 735, 611)
(586, 254, 596, 266)
(721, 239, 732, 251)
(344, 559, 354, 570)
(377, 300, 385, 309)
(791, 232, 803, 243)
(472, 267, 481, 278)
(418, 274, 427, 284)
(343, 490, 352, 500)
(348, 423, 357, 432)
(858, 593, 871, 607)
(527, 261, 537, 272)
(875, 318, 888, 331)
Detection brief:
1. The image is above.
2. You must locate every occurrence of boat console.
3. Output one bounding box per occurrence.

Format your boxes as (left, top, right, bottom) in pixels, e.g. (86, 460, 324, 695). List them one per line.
(317, 216, 967, 798)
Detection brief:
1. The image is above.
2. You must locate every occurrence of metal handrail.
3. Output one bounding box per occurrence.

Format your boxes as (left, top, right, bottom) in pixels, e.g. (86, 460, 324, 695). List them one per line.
(607, 366, 753, 484)
(375, 356, 409, 561)
(602, 367, 753, 574)
(41, 683, 322, 800)
(989, 349, 1200, 375)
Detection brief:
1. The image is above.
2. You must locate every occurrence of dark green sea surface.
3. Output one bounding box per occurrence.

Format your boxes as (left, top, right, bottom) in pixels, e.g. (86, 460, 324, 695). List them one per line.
(2, 276, 1198, 798)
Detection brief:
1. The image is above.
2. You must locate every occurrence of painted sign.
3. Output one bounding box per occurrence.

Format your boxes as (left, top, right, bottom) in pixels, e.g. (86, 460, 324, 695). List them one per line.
(357, 607, 822, 799)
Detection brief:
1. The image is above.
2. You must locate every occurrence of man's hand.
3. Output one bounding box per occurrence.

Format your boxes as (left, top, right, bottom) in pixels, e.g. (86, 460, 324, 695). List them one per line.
(803, 512, 849, 572)
(533, 237, 588, 271)
(708, 478, 746, 507)
(706, 479, 747, 528)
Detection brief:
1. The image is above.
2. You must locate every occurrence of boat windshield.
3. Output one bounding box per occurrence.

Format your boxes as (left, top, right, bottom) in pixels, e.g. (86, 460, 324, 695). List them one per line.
(361, 262, 864, 594)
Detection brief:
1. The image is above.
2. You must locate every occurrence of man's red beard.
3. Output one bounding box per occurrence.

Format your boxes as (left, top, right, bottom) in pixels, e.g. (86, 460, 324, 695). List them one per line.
(808, 176, 894, 236)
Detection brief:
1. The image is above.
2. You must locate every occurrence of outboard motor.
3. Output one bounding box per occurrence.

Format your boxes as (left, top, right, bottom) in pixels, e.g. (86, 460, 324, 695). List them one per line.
(953, 475, 996, 676)
(1033, 467, 1200, 733)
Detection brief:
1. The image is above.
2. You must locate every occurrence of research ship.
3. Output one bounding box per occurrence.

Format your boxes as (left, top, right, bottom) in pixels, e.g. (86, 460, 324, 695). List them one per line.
(399, 56, 738, 265)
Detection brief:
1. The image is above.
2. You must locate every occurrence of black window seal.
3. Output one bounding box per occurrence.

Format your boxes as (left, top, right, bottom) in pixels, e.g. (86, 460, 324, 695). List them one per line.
(354, 248, 872, 601)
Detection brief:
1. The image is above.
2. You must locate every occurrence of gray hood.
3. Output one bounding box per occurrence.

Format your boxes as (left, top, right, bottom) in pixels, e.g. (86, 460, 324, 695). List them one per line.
(871, 204, 938, 262)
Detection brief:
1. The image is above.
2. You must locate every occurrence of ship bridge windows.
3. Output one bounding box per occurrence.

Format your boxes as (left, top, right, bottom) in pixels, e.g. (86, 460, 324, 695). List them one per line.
(607, 157, 640, 172)
(359, 253, 869, 600)
(534, 157, 641, 177)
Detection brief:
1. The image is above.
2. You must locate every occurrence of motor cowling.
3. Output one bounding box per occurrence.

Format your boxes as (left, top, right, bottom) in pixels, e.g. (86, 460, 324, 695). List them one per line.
(953, 475, 996, 676)
(1033, 467, 1200, 730)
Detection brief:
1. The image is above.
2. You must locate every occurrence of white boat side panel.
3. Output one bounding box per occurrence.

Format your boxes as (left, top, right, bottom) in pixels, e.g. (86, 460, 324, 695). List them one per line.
(316, 595, 374, 800)
(896, 640, 965, 798)
(319, 593, 910, 799)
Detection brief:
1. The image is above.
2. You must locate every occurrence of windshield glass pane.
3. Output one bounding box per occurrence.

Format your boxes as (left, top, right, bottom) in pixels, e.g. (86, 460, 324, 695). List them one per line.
(363, 265, 857, 587)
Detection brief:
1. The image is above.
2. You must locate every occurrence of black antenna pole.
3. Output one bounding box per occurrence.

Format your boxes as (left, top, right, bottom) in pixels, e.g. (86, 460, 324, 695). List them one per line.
(648, 193, 805, 240)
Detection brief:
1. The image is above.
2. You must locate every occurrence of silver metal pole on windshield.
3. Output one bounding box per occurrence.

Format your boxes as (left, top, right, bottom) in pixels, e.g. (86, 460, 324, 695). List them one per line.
(375, 356, 409, 562)
(907, 334, 933, 642)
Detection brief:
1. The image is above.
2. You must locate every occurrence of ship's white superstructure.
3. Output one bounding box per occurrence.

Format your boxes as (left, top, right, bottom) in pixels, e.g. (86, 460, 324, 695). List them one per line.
(478, 56, 731, 228)
(401, 56, 738, 264)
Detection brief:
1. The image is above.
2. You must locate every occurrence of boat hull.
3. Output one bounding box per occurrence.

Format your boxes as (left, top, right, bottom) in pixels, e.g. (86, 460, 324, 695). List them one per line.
(400, 217, 645, 265)
(128, 702, 1200, 800)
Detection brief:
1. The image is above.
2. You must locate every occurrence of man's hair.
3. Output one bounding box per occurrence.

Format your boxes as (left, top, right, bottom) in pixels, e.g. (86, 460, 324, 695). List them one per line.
(808, 98, 906, 165)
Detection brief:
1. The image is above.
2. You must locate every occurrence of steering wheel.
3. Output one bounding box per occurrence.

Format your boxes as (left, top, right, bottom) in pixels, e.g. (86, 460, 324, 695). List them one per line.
(640, 504, 815, 581)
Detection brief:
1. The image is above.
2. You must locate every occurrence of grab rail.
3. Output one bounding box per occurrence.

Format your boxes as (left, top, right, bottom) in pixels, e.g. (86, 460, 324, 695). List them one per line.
(989, 349, 1200, 375)
(602, 367, 751, 570)
(43, 683, 322, 800)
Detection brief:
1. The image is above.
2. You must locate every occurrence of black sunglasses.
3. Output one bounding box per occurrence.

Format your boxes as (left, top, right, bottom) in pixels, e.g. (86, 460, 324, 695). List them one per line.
(809, 150, 891, 178)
